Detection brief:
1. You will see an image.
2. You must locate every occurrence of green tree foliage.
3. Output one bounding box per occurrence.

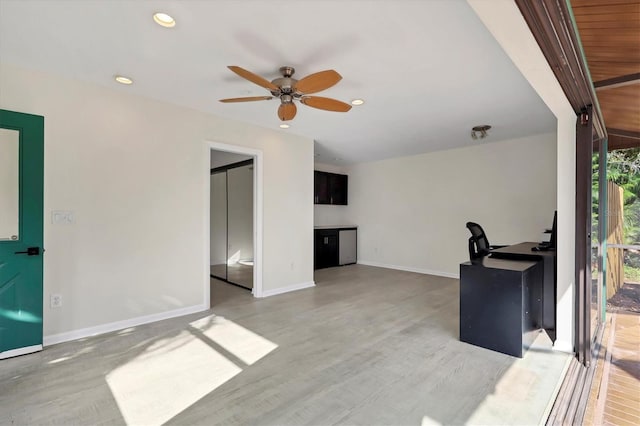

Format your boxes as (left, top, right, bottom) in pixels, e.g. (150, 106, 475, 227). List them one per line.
(598, 148, 640, 245)
(608, 148, 640, 206)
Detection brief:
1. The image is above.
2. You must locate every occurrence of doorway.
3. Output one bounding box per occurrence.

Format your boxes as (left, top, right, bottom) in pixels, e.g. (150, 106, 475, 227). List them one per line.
(210, 153, 254, 290)
(206, 141, 263, 301)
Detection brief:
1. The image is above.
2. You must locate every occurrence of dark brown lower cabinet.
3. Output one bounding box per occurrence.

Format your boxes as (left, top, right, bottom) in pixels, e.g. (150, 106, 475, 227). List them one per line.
(315, 229, 339, 269)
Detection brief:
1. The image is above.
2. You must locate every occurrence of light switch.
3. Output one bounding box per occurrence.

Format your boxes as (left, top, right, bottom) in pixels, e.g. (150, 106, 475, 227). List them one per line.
(52, 210, 75, 224)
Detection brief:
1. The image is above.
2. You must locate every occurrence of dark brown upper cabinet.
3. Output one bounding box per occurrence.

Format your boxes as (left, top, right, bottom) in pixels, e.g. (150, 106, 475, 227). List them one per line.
(314, 171, 348, 205)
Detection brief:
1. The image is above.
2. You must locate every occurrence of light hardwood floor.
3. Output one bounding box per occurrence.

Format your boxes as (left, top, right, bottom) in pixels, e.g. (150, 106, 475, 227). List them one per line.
(0, 265, 569, 425)
(211, 263, 254, 289)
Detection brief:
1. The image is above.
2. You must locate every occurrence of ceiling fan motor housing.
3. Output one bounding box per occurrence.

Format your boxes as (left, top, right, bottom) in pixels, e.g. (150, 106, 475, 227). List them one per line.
(271, 66, 299, 97)
(271, 77, 298, 96)
(220, 65, 351, 119)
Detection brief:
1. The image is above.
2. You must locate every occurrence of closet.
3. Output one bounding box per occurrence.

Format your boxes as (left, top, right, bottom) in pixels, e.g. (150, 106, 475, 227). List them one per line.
(210, 159, 254, 289)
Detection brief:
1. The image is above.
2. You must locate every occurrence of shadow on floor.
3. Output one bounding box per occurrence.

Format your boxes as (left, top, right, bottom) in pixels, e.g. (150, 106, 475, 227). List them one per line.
(1, 265, 569, 426)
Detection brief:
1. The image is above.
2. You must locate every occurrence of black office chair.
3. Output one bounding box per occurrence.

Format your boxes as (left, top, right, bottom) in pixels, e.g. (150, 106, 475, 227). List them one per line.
(465, 222, 506, 261)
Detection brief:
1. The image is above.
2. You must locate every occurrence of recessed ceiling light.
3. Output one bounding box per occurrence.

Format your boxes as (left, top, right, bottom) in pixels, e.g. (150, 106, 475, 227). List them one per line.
(351, 99, 365, 106)
(279, 124, 290, 129)
(114, 75, 133, 85)
(153, 12, 176, 28)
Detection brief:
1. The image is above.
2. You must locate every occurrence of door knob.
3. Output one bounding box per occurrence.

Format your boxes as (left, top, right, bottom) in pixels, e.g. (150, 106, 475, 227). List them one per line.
(14, 247, 41, 256)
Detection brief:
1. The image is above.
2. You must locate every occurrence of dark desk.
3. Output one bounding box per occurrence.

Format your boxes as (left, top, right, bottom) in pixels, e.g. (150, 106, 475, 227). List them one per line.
(460, 257, 543, 357)
(491, 242, 556, 340)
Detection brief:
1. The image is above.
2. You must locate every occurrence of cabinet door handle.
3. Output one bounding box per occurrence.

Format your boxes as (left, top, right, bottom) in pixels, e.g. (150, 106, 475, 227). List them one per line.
(324, 237, 328, 244)
(330, 196, 333, 204)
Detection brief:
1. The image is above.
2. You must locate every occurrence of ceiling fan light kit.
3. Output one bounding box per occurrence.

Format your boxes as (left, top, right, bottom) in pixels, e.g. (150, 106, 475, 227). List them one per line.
(220, 65, 352, 121)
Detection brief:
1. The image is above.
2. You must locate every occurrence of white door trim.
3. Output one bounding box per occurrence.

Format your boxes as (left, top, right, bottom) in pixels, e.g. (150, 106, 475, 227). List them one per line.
(0, 344, 42, 360)
(204, 141, 264, 304)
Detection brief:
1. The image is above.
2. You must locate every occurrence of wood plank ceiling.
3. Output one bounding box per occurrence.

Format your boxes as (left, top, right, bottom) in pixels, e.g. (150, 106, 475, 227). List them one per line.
(571, 0, 640, 150)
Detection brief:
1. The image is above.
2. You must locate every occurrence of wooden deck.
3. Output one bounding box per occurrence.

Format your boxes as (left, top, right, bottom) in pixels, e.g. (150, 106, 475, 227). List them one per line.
(584, 311, 640, 426)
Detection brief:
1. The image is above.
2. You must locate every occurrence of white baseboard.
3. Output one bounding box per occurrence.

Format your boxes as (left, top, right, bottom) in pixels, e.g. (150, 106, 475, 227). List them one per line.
(43, 304, 207, 347)
(552, 340, 574, 354)
(0, 344, 42, 360)
(357, 260, 460, 279)
(259, 281, 316, 298)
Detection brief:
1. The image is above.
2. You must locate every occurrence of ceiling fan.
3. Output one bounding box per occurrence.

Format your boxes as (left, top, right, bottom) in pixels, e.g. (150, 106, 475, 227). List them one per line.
(219, 66, 352, 121)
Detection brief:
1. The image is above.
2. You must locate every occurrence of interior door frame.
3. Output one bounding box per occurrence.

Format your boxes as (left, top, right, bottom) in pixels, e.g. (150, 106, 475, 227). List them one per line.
(204, 141, 263, 303)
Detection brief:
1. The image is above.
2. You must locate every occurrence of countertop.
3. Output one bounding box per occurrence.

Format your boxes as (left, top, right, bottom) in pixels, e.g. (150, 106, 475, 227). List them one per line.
(461, 257, 539, 271)
(314, 225, 358, 230)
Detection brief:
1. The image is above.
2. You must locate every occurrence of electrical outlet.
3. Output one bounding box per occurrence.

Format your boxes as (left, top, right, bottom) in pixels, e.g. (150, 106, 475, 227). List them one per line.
(50, 294, 62, 308)
(51, 211, 75, 225)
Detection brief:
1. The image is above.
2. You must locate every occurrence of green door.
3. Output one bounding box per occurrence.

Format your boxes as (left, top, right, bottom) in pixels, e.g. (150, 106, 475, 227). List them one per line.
(0, 109, 44, 359)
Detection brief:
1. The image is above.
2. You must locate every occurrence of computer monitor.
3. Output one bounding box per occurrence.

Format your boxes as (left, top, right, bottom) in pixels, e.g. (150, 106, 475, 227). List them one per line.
(548, 210, 557, 249)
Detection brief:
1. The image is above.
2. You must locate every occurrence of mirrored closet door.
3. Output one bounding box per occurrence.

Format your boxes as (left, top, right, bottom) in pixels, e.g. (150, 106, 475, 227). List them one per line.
(210, 159, 254, 290)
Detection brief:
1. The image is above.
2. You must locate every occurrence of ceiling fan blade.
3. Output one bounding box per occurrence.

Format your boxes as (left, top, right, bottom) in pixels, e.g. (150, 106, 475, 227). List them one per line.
(295, 70, 342, 94)
(278, 103, 297, 121)
(300, 96, 352, 112)
(227, 66, 279, 92)
(219, 96, 273, 103)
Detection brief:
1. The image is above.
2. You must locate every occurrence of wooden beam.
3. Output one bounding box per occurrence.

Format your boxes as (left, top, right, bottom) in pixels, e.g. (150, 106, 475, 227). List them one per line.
(515, 0, 607, 141)
(594, 72, 640, 91)
(607, 128, 640, 139)
(608, 129, 640, 151)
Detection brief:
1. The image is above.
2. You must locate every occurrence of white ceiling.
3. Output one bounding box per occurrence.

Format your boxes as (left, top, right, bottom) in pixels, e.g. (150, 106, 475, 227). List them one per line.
(0, 0, 555, 165)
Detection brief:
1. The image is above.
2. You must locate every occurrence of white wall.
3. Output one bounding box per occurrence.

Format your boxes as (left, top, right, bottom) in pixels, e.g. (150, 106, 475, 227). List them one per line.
(227, 164, 253, 263)
(346, 134, 557, 277)
(313, 162, 350, 226)
(467, 0, 576, 353)
(0, 62, 314, 340)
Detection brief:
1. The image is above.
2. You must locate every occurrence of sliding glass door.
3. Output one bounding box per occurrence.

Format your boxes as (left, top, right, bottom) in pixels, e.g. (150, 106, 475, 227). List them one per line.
(576, 107, 608, 366)
(590, 139, 607, 345)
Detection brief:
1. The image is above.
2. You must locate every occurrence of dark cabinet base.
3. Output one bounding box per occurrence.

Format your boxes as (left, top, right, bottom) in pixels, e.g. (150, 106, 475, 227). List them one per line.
(315, 229, 339, 269)
(491, 242, 557, 338)
(314, 228, 357, 270)
(459, 258, 543, 358)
